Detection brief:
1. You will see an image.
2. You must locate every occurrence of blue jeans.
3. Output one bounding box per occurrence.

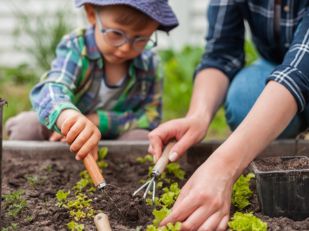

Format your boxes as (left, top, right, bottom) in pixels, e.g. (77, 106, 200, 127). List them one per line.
(224, 59, 309, 138)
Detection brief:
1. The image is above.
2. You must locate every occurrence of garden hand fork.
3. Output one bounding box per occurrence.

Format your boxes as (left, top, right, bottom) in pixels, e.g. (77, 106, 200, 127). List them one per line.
(133, 142, 175, 202)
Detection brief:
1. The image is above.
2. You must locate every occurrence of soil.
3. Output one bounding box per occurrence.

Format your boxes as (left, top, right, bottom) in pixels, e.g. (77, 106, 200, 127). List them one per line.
(254, 156, 309, 171)
(1, 148, 309, 230)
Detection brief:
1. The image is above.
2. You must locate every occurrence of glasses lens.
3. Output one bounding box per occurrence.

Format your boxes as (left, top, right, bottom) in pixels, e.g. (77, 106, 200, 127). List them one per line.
(133, 37, 151, 51)
(104, 29, 126, 46)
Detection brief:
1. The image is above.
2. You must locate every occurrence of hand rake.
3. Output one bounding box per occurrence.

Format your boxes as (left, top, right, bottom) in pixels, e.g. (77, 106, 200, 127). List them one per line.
(132, 142, 175, 202)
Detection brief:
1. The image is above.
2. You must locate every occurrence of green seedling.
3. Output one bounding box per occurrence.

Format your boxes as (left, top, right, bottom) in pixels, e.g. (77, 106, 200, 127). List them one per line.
(73, 179, 89, 193)
(136, 154, 153, 164)
(159, 183, 180, 208)
(152, 207, 171, 227)
(146, 222, 181, 231)
(232, 173, 255, 210)
(1, 223, 18, 231)
(2, 190, 27, 218)
(228, 212, 267, 231)
(67, 221, 84, 231)
(98, 147, 108, 160)
(25, 215, 34, 222)
(166, 163, 185, 180)
(25, 175, 40, 187)
(44, 164, 53, 173)
(56, 190, 70, 207)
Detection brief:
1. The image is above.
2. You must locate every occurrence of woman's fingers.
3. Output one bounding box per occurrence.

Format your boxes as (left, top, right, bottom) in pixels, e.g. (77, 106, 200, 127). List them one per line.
(169, 129, 201, 162)
(160, 189, 199, 226)
(197, 211, 229, 231)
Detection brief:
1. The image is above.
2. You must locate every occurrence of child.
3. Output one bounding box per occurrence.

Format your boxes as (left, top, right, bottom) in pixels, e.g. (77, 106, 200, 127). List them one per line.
(5, 0, 178, 160)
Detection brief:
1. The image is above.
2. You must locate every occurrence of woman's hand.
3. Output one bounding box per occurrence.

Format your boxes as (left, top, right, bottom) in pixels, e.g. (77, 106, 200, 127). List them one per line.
(148, 115, 208, 162)
(161, 155, 234, 230)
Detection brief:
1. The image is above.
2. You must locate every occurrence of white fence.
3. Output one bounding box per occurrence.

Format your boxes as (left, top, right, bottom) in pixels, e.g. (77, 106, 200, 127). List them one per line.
(0, 0, 209, 67)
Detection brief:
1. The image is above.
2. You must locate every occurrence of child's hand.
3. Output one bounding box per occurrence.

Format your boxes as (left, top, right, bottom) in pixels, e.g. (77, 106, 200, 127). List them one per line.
(57, 109, 101, 160)
(49, 131, 66, 142)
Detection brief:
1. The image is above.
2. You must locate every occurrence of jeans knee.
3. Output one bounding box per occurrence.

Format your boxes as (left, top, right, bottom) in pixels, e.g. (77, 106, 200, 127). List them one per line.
(224, 96, 248, 131)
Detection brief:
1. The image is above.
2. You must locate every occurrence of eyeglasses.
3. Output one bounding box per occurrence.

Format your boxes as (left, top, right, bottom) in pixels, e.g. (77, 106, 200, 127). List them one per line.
(95, 11, 158, 52)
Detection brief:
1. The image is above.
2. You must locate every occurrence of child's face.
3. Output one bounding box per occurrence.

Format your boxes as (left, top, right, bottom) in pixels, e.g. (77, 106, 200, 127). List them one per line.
(86, 5, 159, 64)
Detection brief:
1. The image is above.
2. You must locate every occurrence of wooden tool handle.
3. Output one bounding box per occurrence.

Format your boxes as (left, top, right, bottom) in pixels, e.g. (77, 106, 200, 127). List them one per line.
(83, 154, 105, 187)
(153, 142, 176, 175)
(94, 213, 112, 231)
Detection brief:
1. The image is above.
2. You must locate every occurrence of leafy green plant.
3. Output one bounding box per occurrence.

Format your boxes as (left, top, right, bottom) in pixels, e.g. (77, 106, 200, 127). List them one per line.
(232, 173, 255, 210)
(228, 212, 267, 231)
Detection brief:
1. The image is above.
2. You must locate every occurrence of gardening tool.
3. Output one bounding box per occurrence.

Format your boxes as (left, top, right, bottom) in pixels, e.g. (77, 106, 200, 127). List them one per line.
(83, 154, 106, 190)
(132, 142, 175, 202)
(94, 213, 112, 231)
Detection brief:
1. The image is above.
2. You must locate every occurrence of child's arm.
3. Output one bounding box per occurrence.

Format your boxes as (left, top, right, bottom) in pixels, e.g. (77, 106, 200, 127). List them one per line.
(56, 109, 101, 160)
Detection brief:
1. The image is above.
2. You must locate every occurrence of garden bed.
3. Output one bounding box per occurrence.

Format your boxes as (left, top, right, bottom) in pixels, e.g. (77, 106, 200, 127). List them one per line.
(1, 141, 309, 230)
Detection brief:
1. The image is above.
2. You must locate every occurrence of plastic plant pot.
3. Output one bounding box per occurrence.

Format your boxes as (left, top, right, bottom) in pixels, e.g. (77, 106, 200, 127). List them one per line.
(250, 156, 309, 221)
(0, 98, 7, 219)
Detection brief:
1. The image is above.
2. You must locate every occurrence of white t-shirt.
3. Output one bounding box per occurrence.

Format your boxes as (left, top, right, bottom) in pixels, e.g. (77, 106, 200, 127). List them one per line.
(94, 75, 127, 111)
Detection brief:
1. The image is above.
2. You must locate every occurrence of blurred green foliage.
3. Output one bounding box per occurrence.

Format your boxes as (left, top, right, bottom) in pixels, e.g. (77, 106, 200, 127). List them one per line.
(12, 5, 73, 72)
(159, 46, 203, 121)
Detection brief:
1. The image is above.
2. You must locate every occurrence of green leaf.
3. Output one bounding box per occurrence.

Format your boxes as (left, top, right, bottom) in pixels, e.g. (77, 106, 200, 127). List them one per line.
(56, 190, 70, 202)
(232, 173, 255, 210)
(228, 212, 267, 231)
(98, 147, 108, 160)
(166, 163, 185, 180)
(136, 154, 154, 164)
(152, 207, 171, 226)
(67, 221, 84, 231)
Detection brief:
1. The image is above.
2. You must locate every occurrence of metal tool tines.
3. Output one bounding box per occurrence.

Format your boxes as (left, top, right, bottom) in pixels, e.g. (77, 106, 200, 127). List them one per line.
(132, 142, 175, 202)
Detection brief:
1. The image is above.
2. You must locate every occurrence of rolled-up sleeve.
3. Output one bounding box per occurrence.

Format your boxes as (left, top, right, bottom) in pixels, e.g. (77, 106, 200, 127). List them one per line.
(195, 0, 245, 80)
(267, 10, 309, 112)
(30, 35, 82, 131)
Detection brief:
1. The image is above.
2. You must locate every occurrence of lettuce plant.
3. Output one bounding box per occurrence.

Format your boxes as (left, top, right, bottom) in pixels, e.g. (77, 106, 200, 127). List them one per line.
(232, 173, 255, 210)
(228, 212, 267, 231)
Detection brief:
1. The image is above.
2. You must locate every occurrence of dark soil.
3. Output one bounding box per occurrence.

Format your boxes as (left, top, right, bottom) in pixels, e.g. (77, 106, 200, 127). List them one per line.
(254, 156, 309, 171)
(1, 148, 309, 230)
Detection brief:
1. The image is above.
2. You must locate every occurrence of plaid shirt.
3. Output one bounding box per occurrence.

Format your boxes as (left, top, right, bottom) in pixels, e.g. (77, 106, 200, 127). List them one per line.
(30, 27, 162, 138)
(196, 0, 309, 111)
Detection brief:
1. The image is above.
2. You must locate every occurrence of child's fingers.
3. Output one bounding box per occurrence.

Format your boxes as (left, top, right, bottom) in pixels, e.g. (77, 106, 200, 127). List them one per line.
(69, 128, 93, 154)
(61, 114, 79, 136)
(65, 120, 86, 144)
(75, 132, 100, 160)
(49, 131, 63, 141)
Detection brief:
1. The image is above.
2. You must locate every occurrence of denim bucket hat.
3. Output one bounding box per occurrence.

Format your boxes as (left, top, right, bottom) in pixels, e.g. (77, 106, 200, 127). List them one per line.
(75, 0, 179, 32)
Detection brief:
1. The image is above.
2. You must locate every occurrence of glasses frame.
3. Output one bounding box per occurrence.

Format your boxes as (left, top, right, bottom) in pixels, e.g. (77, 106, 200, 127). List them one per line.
(95, 10, 158, 52)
